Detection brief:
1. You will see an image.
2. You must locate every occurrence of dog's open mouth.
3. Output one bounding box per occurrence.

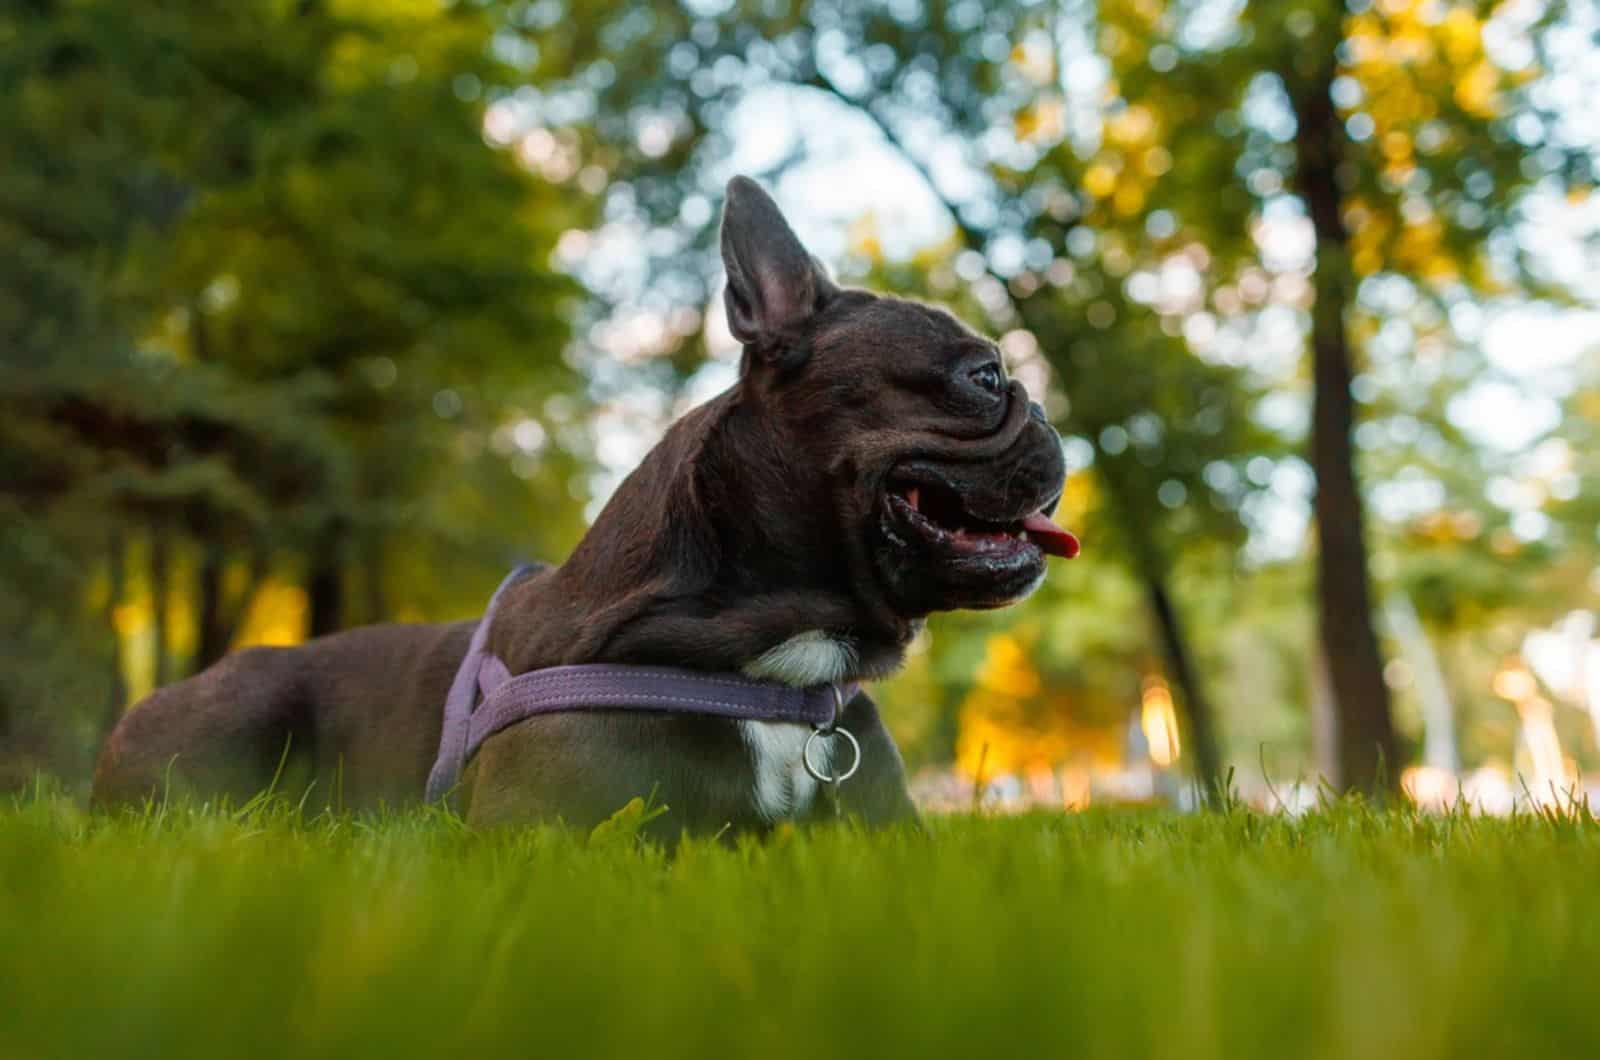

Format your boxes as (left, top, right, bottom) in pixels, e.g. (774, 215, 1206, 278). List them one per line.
(885, 477, 1080, 560)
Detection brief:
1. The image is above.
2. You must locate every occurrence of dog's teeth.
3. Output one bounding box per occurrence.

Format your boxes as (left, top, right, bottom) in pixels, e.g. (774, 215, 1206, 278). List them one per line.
(1019, 530, 1030, 543)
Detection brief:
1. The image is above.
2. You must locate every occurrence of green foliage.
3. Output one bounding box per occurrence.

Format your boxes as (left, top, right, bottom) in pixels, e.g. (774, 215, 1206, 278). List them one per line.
(7, 795, 1600, 1057)
(549, 0, 1597, 782)
(2, 0, 1596, 791)
(0, 0, 596, 769)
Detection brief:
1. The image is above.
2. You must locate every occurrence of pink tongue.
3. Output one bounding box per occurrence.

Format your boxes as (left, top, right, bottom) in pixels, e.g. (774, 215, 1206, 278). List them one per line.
(1021, 512, 1081, 559)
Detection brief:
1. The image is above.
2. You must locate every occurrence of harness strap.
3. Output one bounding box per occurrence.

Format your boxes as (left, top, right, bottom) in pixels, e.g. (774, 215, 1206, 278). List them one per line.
(425, 564, 538, 801)
(425, 566, 853, 802)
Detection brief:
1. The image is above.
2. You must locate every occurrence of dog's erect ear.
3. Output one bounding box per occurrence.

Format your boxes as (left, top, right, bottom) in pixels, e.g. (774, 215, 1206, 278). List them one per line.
(720, 176, 837, 364)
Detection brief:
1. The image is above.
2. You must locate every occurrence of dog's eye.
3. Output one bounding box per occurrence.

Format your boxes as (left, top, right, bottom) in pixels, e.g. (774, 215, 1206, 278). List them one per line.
(968, 362, 1004, 396)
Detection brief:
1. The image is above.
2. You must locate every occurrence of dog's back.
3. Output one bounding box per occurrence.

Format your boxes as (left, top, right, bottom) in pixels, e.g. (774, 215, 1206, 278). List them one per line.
(92, 620, 474, 810)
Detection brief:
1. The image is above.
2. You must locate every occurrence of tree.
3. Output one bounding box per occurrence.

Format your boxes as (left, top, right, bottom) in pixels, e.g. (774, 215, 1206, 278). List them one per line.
(512, 0, 1288, 795)
(523, 0, 1596, 793)
(0, 0, 594, 776)
(1239, 0, 1591, 789)
(972, 0, 1593, 791)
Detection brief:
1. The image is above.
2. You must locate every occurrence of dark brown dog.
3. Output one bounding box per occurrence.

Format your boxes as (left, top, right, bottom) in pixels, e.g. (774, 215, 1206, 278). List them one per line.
(92, 177, 1073, 835)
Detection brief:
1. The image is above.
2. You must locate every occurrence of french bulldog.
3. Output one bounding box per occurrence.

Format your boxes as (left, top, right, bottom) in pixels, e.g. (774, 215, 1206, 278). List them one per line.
(92, 177, 1076, 836)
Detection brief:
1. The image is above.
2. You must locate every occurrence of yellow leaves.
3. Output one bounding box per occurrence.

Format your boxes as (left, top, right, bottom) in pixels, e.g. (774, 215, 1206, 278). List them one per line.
(1410, 510, 1483, 544)
(957, 632, 1054, 778)
(1081, 151, 1148, 215)
(325, 33, 378, 93)
(1142, 146, 1174, 178)
(1060, 470, 1098, 522)
(1105, 104, 1156, 148)
(1129, 0, 1164, 25)
(847, 212, 883, 264)
(953, 627, 1149, 787)
(1074, 104, 1165, 218)
(111, 603, 145, 639)
(976, 634, 1042, 698)
(953, 631, 1125, 784)
(1098, 23, 1132, 60)
(1345, 12, 1386, 65)
(1347, 0, 1506, 131)
(1381, 130, 1414, 163)
(109, 561, 306, 703)
(1454, 61, 1503, 119)
(908, 232, 969, 273)
(1419, 252, 1460, 284)
(1360, 195, 1456, 284)
(956, 713, 1073, 781)
(1347, 200, 1391, 278)
(1014, 95, 1066, 144)
(1337, 2, 1520, 285)
(235, 580, 309, 649)
(334, 0, 437, 19)
(323, 0, 481, 92)
(1393, 214, 1445, 275)
(1083, 161, 1120, 199)
(1113, 183, 1147, 218)
(1440, 6, 1484, 66)
(1352, 249, 1382, 280)
(1379, 128, 1419, 189)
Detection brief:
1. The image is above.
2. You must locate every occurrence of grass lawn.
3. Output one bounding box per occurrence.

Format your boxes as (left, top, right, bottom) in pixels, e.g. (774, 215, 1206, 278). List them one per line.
(3, 788, 1598, 1059)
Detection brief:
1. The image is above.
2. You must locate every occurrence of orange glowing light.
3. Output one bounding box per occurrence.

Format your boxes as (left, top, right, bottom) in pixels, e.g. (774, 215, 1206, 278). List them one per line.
(1140, 679, 1181, 768)
(1492, 665, 1537, 703)
(1401, 764, 1459, 811)
(1060, 765, 1092, 811)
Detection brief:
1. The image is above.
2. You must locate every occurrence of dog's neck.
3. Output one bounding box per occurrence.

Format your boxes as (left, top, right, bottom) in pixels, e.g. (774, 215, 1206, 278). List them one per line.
(741, 629, 857, 687)
(489, 387, 916, 683)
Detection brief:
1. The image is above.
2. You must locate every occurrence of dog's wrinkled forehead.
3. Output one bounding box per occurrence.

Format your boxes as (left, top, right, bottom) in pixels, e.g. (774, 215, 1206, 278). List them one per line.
(814, 293, 997, 372)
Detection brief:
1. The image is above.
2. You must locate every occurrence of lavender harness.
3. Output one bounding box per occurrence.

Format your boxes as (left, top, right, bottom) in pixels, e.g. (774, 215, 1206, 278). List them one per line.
(425, 566, 858, 801)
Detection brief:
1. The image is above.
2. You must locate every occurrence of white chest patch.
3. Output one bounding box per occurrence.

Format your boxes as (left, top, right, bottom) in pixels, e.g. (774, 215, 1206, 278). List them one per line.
(739, 630, 855, 822)
(739, 720, 827, 822)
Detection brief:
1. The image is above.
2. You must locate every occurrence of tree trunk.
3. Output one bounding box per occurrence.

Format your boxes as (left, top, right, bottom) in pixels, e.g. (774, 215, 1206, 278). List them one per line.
(196, 542, 229, 671)
(307, 530, 344, 638)
(150, 528, 173, 688)
(1292, 65, 1399, 795)
(1143, 573, 1225, 798)
(102, 530, 128, 737)
(1094, 456, 1226, 798)
(363, 532, 386, 625)
(192, 541, 266, 673)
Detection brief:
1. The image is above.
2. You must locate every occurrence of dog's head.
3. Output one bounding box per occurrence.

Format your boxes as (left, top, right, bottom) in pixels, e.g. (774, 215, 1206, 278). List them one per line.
(719, 176, 1077, 622)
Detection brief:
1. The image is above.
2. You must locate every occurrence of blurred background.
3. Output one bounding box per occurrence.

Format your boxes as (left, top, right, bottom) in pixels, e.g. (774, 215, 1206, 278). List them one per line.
(3, 0, 1596, 811)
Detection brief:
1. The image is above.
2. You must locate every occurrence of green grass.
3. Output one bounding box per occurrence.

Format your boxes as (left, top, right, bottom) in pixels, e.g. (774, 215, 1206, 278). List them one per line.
(4, 788, 1599, 1059)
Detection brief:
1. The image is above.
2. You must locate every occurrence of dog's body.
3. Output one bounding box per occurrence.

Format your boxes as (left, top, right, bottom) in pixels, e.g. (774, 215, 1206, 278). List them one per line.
(91, 613, 910, 830)
(93, 178, 1074, 836)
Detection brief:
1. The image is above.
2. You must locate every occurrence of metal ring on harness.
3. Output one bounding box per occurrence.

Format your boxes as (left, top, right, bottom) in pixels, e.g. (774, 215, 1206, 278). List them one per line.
(813, 684, 845, 733)
(803, 725, 860, 784)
